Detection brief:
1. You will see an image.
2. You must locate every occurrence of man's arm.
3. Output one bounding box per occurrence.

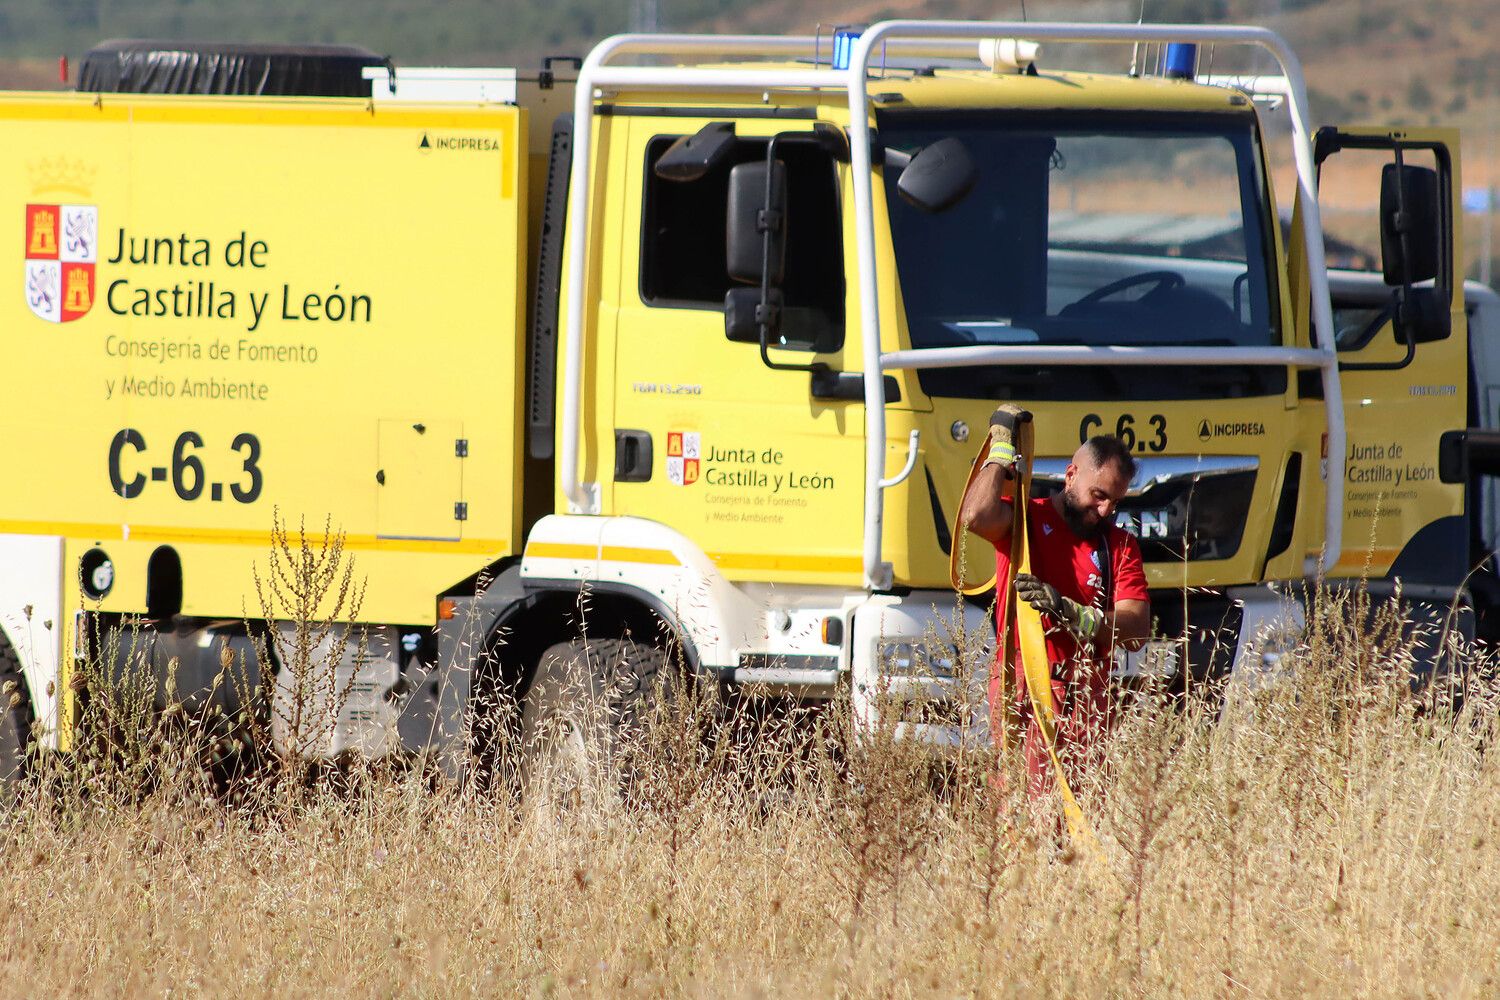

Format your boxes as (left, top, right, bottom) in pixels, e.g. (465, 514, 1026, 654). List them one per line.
(1105, 535, 1151, 652)
(959, 404, 1031, 547)
(959, 463, 1013, 547)
(1105, 598, 1150, 652)
(1014, 581, 1151, 653)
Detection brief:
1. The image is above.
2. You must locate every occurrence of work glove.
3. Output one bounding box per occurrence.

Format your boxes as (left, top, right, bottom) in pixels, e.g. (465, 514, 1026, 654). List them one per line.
(982, 404, 1033, 478)
(1015, 573, 1103, 641)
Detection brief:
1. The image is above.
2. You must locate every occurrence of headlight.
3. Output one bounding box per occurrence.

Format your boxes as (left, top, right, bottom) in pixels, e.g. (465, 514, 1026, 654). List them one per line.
(79, 547, 114, 600)
(1252, 622, 1304, 673)
(877, 640, 959, 678)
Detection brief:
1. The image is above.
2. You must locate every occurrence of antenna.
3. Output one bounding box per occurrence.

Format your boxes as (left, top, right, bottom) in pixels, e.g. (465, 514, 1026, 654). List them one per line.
(629, 0, 659, 33)
(1129, 0, 1148, 76)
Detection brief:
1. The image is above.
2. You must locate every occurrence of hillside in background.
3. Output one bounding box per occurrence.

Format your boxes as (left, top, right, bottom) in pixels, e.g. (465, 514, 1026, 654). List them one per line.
(5, 0, 1498, 275)
(0, 0, 742, 64)
(7, 0, 1494, 132)
(9, 0, 1498, 138)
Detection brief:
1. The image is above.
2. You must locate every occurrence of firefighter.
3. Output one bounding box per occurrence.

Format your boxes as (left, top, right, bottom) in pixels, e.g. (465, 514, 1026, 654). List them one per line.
(959, 407, 1151, 795)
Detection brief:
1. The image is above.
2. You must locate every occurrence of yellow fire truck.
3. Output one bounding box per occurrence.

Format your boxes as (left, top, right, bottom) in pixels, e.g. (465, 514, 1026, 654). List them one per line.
(0, 23, 1486, 773)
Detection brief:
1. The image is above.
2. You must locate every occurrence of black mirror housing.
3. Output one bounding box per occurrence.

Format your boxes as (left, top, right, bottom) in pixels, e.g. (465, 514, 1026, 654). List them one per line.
(726, 160, 787, 285)
(653, 122, 738, 183)
(1380, 162, 1441, 286)
(724, 286, 782, 343)
(1440, 428, 1500, 483)
(1396, 286, 1451, 344)
(896, 137, 977, 213)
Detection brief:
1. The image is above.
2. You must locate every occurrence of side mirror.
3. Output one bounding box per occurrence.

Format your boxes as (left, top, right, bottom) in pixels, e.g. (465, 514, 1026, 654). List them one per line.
(1396, 286, 1451, 344)
(724, 286, 782, 343)
(653, 122, 738, 182)
(1380, 162, 1441, 286)
(1440, 429, 1500, 483)
(896, 137, 977, 213)
(726, 160, 786, 285)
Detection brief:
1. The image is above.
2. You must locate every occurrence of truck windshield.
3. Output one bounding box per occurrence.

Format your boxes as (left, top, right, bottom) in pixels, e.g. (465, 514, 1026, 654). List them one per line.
(878, 110, 1282, 401)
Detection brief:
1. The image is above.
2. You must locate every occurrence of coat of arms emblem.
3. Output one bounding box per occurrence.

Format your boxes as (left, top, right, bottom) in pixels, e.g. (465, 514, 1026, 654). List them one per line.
(666, 431, 700, 486)
(25, 203, 97, 322)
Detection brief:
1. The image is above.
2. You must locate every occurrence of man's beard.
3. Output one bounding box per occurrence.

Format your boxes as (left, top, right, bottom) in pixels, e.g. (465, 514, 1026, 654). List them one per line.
(1059, 485, 1107, 539)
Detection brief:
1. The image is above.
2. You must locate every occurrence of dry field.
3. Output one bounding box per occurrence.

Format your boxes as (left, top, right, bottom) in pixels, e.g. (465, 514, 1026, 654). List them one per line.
(4, 573, 1500, 999)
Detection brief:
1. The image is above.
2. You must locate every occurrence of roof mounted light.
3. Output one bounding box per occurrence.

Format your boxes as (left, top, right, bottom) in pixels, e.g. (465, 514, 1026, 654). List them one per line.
(978, 37, 1039, 71)
(832, 28, 861, 70)
(1163, 42, 1198, 80)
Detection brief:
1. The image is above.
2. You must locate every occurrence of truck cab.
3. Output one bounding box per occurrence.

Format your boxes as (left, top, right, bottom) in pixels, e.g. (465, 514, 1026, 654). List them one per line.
(519, 23, 1466, 734)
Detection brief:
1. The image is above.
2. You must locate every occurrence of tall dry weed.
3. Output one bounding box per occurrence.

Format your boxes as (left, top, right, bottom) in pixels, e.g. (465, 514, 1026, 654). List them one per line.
(250, 509, 369, 790)
(6, 572, 1500, 996)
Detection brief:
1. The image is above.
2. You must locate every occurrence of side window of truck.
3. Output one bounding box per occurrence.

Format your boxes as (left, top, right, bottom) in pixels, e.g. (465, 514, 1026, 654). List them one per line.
(640, 133, 845, 353)
(1318, 145, 1442, 277)
(1317, 143, 1448, 351)
(1332, 303, 1391, 350)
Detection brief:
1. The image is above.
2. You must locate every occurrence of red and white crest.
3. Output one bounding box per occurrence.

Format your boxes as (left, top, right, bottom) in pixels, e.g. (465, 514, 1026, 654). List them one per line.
(666, 430, 701, 487)
(25, 203, 97, 323)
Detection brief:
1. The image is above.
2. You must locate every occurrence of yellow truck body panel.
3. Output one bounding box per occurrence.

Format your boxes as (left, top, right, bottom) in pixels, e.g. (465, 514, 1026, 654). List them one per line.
(4, 94, 528, 626)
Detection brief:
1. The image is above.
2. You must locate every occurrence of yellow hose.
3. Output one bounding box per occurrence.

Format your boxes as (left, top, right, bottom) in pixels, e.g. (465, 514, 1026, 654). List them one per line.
(950, 419, 1103, 852)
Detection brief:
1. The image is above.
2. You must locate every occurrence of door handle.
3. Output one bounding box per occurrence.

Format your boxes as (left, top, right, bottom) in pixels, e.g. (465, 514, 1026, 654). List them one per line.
(614, 430, 653, 482)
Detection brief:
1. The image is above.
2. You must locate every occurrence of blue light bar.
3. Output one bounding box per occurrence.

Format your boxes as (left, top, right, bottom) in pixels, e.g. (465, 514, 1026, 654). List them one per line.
(1163, 42, 1197, 79)
(833, 28, 861, 70)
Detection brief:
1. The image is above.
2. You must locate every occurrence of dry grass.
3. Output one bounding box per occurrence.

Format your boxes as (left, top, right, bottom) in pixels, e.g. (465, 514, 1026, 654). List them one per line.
(7, 574, 1500, 998)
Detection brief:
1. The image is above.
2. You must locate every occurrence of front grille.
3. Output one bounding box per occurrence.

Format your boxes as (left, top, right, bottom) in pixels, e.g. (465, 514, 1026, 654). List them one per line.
(1146, 591, 1244, 683)
(1033, 459, 1257, 563)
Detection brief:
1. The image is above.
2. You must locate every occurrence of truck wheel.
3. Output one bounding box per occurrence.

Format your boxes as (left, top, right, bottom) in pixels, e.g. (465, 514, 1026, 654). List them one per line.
(0, 635, 35, 791)
(517, 638, 675, 800)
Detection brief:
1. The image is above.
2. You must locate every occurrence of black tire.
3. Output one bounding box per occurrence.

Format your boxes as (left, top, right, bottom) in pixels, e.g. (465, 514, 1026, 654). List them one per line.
(0, 634, 35, 790)
(517, 638, 675, 799)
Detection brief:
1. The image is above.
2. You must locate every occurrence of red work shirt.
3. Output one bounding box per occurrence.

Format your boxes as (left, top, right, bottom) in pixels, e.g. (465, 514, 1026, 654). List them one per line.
(990, 496, 1149, 796)
(991, 496, 1150, 716)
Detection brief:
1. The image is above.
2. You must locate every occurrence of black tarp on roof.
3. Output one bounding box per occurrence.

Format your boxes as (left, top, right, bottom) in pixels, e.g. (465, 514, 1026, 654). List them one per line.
(77, 40, 391, 97)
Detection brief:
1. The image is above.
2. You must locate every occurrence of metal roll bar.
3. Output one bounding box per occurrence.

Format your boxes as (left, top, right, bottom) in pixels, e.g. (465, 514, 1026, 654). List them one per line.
(559, 22, 1345, 588)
